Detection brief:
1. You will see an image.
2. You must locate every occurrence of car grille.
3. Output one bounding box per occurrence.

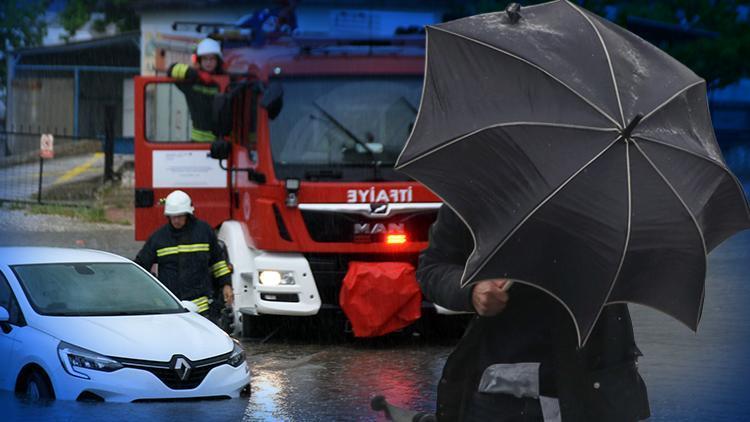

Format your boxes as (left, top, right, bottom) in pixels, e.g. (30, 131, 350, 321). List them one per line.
(305, 253, 420, 306)
(300, 210, 437, 243)
(117, 352, 231, 390)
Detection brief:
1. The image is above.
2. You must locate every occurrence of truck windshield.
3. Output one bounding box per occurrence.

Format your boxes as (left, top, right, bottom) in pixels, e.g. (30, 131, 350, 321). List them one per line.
(269, 76, 422, 181)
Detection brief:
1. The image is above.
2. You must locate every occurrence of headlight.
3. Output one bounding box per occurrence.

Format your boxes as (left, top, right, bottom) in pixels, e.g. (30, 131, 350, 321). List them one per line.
(57, 341, 123, 379)
(258, 270, 295, 286)
(227, 341, 246, 368)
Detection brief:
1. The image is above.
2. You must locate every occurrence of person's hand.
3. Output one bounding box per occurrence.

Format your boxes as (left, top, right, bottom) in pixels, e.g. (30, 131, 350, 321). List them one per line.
(471, 279, 510, 316)
(223, 284, 234, 307)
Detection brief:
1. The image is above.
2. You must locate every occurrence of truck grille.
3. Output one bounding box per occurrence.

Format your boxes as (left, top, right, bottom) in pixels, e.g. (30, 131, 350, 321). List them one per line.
(300, 210, 437, 243)
(118, 352, 231, 390)
(305, 253, 420, 306)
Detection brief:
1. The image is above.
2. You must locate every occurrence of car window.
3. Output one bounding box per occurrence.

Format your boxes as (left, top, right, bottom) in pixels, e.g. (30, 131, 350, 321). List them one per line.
(11, 263, 186, 317)
(0, 271, 25, 326)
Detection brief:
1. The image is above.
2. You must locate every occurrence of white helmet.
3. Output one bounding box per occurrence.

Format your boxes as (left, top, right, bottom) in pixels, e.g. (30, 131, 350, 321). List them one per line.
(196, 38, 222, 59)
(164, 190, 194, 216)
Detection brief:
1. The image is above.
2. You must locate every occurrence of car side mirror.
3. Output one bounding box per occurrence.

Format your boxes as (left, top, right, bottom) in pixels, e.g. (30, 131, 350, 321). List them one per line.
(260, 81, 283, 120)
(0, 306, 9, 323)
(181, 300, 200, 313)
(210, 140, 232, 160)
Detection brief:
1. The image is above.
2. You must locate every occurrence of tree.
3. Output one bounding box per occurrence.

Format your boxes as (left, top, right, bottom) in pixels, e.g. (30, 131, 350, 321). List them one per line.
(60, 0, 139, 41)
(454, 0, 750, 88)
(0, 0, 48, 98)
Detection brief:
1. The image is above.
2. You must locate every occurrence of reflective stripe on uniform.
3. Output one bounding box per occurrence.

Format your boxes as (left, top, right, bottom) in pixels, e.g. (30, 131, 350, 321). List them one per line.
(191, 128, 216, 142)
(211, 260, 231, 278)
(156, 243, 210, 257)
(170, 63, 190, 80)
(191, 296, 210, 313)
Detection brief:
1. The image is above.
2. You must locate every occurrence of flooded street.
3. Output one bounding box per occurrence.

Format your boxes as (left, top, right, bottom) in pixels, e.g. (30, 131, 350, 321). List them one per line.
(1, 208, 750, 420)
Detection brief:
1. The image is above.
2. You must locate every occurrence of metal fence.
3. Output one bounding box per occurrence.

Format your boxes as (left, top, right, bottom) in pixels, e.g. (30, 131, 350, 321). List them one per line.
(0, 131, 110, 206)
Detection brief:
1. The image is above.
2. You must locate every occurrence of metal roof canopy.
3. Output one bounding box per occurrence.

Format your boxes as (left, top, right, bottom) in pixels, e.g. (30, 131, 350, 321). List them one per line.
(8, 33, 141, 138)
(14, 32, 140, 68)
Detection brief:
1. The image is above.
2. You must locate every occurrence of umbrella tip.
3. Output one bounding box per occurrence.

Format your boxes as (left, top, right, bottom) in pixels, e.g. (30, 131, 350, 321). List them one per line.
(505, 3, 522, 24)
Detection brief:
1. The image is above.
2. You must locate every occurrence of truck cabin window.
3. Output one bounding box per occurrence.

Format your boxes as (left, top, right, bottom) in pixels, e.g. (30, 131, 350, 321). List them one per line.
(145, 82, 222, 143)
(268, 76, 422, 182)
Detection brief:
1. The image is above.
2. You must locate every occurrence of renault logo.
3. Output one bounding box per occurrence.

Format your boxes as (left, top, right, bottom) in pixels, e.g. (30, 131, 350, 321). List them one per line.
(172, 356, 192, 381)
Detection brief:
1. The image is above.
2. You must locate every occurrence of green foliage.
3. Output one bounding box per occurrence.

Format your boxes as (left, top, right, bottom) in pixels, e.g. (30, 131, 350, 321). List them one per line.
(0, 0, 47, 98)
(60, 0, 95, 41)
(453, 0, 749, 88)
(60, 0, 138, 40)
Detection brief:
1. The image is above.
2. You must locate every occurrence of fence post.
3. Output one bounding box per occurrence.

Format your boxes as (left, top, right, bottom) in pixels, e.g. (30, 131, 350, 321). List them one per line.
(38, 156, 44, 204)
(104, 105, 115, 181)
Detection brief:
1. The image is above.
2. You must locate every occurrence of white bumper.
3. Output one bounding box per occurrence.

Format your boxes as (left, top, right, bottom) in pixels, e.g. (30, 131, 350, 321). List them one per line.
(51, 361, 250, 402)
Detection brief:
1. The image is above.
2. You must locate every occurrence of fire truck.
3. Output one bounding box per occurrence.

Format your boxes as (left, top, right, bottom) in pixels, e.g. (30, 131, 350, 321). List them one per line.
(133, 30, 464, 337)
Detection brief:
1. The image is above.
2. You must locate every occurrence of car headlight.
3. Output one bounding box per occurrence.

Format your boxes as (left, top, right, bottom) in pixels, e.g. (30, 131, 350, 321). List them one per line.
(57, 341, 123, 379)
(258, 270, 295, 286)
(227, 341, 246, 368)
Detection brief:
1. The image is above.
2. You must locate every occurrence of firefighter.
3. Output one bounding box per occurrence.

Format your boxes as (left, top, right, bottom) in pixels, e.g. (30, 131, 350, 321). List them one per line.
(167, 38, 223, 142)
(135, 190, 235, 327)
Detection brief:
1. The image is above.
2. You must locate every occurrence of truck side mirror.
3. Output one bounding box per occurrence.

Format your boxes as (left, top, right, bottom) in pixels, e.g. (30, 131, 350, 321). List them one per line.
(261, 82, 283, 120)
(210, 140, 232, 160)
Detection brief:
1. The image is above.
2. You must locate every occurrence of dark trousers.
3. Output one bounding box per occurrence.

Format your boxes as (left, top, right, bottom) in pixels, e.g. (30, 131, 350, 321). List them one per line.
(464, 393, 544, 422)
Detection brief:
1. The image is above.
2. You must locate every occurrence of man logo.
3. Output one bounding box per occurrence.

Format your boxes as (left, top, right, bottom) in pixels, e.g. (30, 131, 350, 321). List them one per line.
(369, 202, 388, 215)
(172, 356, 192, 381)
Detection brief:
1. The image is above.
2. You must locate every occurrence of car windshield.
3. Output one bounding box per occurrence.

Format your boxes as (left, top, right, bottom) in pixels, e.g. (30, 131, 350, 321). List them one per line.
(269, 75, 422, 181)
(12, 263, 186, 316)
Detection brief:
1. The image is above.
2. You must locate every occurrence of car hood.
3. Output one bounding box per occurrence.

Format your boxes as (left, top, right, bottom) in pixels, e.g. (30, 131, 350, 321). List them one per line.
(33, 312, 234, 362)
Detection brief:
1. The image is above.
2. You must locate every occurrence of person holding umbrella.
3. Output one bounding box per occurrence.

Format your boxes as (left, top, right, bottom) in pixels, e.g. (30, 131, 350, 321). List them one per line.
(402, 1, 750, 421)
(418, 205, 649, 421)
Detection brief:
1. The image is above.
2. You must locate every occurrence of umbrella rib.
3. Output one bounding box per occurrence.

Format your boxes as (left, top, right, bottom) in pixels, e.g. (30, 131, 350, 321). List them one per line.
(566, 1, 626, 127)
(396, 122, 618, 169)
(631, 139, 708, 330)
(427, 25, 622, 129)
(633, 135, 750, 220)
(638, 80, 705, 125)
(580, 141, 633, 346)
(461, 135, 623, 287)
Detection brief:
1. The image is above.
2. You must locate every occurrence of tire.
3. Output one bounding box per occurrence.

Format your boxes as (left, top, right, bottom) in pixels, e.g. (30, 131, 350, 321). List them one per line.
(18, 369, 54, 401)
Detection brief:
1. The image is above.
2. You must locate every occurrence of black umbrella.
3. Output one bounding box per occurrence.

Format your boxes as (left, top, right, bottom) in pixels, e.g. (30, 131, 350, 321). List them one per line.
(396, 0, 750, 345)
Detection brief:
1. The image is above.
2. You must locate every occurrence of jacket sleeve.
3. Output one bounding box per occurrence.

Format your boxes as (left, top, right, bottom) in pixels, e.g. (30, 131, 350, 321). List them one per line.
(134, 235, 157, 273)
(416, 205, 475, 312)
(167, 63, 198, 81)
(208, 230, 232, 288)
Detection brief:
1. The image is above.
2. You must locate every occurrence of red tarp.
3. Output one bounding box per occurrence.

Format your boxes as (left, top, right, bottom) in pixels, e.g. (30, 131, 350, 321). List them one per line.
(339, 261, 422, 337)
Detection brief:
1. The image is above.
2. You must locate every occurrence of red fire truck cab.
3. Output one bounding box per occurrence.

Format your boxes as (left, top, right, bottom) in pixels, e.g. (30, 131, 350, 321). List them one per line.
(134, 36, 463, 336)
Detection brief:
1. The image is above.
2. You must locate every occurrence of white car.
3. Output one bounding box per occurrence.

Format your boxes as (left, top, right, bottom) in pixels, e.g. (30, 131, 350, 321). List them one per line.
(0, 247, 250, 402)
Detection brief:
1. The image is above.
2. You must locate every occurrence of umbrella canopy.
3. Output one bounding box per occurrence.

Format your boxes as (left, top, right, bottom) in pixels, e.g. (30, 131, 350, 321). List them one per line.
(396, 0, 750, 345)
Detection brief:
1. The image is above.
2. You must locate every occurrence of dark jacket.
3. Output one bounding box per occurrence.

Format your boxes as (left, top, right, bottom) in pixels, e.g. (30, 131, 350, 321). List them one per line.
(418, 206, 650, 421)
(135, 216, 232, 302)
(167, 63, 219, 142)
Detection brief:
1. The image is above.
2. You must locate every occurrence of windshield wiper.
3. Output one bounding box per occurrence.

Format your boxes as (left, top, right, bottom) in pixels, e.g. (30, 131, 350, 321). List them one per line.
(311, 101, 383, 180)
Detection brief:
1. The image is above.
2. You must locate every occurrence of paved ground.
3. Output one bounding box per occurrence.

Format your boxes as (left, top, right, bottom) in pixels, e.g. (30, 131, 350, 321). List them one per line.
(0, 153, 131, 204)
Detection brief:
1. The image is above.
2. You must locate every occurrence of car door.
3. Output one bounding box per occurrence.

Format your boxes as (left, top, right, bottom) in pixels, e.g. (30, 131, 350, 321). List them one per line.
(0, 271, 19, 389)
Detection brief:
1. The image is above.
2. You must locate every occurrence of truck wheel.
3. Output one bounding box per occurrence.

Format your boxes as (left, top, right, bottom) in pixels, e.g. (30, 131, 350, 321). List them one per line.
(18, 369, 54, 401)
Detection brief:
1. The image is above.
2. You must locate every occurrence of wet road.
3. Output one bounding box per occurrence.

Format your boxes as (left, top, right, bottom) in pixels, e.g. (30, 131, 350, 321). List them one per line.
(1, 208, 750, 421)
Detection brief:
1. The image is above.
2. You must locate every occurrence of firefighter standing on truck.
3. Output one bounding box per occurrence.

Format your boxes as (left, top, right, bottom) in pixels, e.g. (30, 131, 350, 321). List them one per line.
(135, 190, 234, 327)
(168, 38, 223, 142)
